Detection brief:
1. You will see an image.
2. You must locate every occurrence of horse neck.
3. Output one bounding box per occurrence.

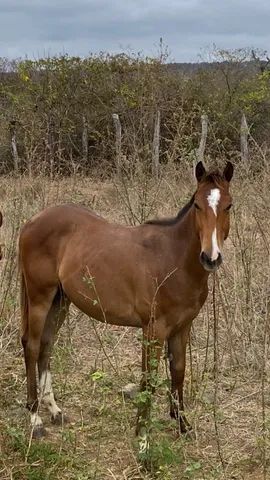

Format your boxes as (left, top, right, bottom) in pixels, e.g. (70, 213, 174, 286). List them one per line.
(173, 205, 209, 281)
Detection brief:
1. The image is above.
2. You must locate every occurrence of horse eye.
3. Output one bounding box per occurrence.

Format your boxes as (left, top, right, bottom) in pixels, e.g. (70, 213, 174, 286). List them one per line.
(194, 203, 200, 210)
(225, 204, 232, 211)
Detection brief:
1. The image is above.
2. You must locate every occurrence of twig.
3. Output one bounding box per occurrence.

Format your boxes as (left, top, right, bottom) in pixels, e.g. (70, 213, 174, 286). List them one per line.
(212, 273, 226, 472)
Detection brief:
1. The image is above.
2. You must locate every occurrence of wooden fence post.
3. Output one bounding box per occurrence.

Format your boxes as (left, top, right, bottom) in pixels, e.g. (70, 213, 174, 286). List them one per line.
(152, 110, 160, 179)
(112, 113, 122, 176)
(45, 113, 55, 179)
(197, 114, 208, 164)
(82, 115, 88, 164)
(10, 120, 19, 173)
(240, 113, 249, 163)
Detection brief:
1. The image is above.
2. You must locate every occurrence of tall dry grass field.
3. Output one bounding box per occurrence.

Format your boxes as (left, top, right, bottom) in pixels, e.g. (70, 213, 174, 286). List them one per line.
(0, 158, 269, 479)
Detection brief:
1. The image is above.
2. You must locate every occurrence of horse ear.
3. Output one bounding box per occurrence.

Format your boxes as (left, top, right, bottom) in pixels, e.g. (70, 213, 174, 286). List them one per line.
(223, 161, 234, 182)
(195, 161, 206, 183)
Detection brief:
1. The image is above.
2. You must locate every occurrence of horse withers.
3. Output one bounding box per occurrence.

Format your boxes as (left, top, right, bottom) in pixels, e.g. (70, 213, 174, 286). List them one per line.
(19, 161, 233, 440)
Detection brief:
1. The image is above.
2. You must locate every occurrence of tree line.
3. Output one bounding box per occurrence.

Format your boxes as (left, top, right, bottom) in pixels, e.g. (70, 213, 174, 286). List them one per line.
(0, 47, 269, 175)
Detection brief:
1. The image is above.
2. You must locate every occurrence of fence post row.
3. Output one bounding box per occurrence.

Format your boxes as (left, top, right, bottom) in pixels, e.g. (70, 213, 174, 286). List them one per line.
(9, 112, 249, 175)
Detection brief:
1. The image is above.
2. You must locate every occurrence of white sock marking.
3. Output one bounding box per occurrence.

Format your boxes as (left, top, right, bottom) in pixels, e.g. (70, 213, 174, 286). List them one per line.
(40, 370, 61, 418)
(139, 433, 150, 455)
(30, 412, 43, 428)
(207, 188, 220, 216)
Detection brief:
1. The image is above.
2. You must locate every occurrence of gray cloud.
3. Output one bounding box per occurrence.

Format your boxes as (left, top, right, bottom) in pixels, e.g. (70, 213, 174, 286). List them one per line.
(0, 0, 269, 61)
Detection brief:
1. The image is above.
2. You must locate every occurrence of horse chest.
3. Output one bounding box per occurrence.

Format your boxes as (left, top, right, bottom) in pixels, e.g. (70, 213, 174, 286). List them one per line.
(159, 277, 208, 328)
(168, 292, 207, 331)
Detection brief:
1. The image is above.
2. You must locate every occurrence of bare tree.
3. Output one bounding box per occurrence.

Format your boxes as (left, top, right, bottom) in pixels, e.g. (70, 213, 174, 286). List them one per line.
(251, 49, 270, 73)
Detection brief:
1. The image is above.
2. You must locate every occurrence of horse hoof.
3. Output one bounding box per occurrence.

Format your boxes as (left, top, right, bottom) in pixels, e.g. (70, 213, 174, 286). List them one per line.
(32, 425, 46, 439)
(51, 412, 68, 425)
(121, 383, 139, 400)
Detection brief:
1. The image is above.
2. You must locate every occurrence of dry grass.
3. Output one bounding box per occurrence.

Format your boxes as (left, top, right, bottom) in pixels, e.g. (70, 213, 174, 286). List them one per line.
(0, 160, 269, 479)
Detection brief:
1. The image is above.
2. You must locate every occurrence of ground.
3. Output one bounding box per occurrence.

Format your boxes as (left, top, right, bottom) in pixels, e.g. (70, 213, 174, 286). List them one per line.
(0, 164, 269, 479)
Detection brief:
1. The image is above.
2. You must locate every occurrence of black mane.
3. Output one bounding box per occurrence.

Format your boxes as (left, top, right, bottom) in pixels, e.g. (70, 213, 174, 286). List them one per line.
(144, 169, 225, 227)
(145, 194, 195, 226)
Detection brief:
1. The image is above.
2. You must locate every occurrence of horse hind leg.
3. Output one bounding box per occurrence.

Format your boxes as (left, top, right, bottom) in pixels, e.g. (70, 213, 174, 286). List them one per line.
(22, 287, 58, 439)
(38, 287, 70, 426)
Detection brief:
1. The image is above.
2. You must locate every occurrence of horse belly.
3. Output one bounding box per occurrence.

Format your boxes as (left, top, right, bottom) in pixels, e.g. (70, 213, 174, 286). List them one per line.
(60, 270, 143, 328)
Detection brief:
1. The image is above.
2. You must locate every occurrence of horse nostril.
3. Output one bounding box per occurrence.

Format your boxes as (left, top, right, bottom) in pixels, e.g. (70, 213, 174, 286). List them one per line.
(200, 251, 222, 270)
(200, 251, 211, 265)
(216, 253, 222, 265)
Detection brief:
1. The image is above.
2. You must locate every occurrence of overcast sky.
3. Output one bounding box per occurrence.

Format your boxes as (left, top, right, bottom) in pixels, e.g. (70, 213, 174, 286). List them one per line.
(0, 0, 269, 62)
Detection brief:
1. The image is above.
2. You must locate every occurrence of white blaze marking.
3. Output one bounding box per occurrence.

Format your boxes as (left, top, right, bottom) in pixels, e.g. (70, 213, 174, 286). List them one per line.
(211, 228, 220, 261)
(207, 188, 220, 216)
(40, 370, 62, 418)
(207, 189, 221, 260)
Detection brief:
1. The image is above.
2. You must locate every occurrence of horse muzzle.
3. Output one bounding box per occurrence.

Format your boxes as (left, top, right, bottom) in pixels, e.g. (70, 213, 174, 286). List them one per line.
(200, 251, 222, 272)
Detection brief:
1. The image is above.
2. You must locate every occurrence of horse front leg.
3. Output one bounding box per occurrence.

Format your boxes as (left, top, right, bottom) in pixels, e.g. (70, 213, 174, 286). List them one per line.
(168, 324, 192, 434)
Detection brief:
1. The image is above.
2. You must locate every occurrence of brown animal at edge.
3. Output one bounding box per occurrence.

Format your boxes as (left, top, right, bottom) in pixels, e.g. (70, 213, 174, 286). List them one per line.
(0, 210, 3, 260)
(19, 161, 233, 442)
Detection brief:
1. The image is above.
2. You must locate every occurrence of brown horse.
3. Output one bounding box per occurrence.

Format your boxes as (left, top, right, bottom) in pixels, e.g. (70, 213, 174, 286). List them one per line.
(19, 161, 233, 441)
